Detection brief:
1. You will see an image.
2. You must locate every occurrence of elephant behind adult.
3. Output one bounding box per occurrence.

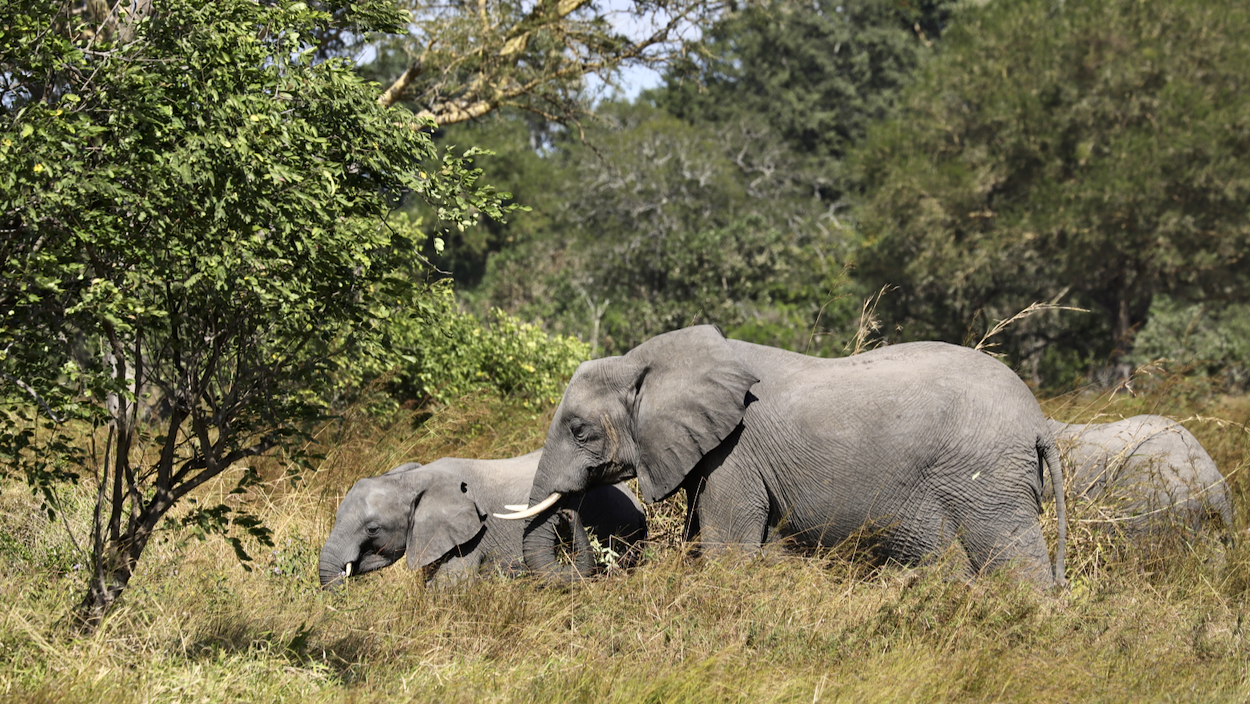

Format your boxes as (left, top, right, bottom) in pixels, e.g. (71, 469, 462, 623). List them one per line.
(1047, 416, 1235, 539)
(318, 450, 646, 587)
(499, 326, 1066, 587)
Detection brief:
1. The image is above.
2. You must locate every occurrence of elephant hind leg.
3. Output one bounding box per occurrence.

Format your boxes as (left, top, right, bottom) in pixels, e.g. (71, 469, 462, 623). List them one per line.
(883, 496, 968, 576)
(959, 512, 1055, 588)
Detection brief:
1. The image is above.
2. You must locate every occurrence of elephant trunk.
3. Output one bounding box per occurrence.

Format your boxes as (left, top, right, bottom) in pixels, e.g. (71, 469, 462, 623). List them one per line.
(319, 559, 345, 589)
(522, 497, 597, 583)
(317, 538, 352, 589)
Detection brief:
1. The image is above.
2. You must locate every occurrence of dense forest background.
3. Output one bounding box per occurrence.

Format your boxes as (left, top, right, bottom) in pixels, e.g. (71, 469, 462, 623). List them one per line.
(399, 0, 1250, 388)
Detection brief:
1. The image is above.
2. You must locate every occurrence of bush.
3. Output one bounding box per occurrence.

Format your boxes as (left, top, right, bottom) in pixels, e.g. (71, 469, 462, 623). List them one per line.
(339, 287, 590, 411)
(1130, 296, 1250, 390)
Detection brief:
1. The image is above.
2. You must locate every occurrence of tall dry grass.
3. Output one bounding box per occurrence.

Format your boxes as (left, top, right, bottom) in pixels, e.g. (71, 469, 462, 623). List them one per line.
(1, 378, 1249, 702)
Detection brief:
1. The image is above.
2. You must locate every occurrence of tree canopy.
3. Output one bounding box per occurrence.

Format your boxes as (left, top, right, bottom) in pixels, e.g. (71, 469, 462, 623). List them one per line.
(852, 0, 1250, 380)
(372, 0, 728, 125)
(453, 0, 949, 355)
(1, 0, 507, 627)
(658, 0, 950, 202)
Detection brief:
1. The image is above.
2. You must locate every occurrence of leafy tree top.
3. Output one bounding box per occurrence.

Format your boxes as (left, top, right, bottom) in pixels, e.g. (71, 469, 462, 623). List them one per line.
(656, 0, 949, 200)
(852, 0, 1250, 372)
(1, 0, 508, 628)
(372, 0, 730, 125)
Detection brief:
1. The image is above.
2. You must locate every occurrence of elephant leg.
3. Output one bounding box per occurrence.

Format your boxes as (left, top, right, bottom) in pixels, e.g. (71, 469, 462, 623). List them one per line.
(881, 494, 966, 573)
(687, 466, 769, 554)
(428, 551, 483, 586)
(958, 505, 1054, 588)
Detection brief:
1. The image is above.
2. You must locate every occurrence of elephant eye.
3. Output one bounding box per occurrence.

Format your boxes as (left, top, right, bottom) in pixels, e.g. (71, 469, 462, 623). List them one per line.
(365, 525, 381, 537)
(571, 421, 589, 442)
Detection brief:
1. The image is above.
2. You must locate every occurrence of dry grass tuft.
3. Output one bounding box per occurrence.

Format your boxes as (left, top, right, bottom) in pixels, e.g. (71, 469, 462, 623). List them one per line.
(974, 301, 1089, 357)
(845, 285, 893, 356)
(2, 382, 1250, 701)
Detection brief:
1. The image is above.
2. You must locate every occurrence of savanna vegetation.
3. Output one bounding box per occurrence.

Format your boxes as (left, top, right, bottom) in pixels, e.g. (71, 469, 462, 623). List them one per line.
(1, 384, 1249, 701)
(4, 0, 1250, 699)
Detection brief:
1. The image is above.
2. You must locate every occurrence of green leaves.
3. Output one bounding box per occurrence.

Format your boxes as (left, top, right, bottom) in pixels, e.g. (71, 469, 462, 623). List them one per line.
(464, 102, 855, 356)
(331, 285, 590, 410)
(852, 0, 1250, 380)
(1, 0, 510, 625)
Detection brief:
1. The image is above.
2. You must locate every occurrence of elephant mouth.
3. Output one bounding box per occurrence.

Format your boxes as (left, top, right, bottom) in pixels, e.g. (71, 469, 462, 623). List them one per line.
(319, 552, 397, 589)
(357, 552, 396, 573)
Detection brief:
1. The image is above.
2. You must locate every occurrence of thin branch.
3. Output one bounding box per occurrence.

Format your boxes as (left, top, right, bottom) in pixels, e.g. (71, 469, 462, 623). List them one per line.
(0, 369, 64, 423)
(170, 438, 279, 503)
(378, 58, 426, 108)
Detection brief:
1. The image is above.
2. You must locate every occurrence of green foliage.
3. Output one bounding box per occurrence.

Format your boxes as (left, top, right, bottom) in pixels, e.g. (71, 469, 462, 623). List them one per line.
(659, 0, 949, 202)
(470, 102, 858, 356)
(347, 286, 591, 409)
(364, 0, 727, 125)
(415, 113, 565, 288)
(852, 0, 1250, 379)
(456, 0, 947, 357)
(0, 0, 509, 625)
(1130, 297, 1250, 390)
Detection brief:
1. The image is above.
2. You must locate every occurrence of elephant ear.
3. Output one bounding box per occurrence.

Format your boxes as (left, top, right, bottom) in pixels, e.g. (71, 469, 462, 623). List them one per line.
(405, 475, 486, 570)
(628, 325, 758, 503)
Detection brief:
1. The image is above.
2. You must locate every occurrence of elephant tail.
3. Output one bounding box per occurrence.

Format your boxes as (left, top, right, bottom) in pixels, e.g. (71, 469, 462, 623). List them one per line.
(1039, 432, 1067, 588)
(1214, 483, 1237, 549)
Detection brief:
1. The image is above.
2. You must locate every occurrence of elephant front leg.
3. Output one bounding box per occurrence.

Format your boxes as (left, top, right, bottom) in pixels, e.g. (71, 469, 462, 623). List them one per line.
(427, 550, 484, 586)
(686, 466, 770, 555)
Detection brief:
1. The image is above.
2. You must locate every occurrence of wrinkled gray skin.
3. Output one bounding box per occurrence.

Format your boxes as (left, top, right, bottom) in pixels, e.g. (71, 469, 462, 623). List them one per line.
(519, 326, 1067, 586)
(1046, 416, 1235, 539)
(319, 450, 646, 588)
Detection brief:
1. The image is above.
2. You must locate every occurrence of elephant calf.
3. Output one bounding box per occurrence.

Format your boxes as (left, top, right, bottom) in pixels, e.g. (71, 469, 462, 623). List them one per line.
(318, 450, 646, 587)
(1047, 416, 1235, 539)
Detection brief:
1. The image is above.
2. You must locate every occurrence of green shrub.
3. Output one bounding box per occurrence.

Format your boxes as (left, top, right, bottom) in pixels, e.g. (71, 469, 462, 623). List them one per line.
(1130, 296, 1250, 389)
(410, 293, 590, 408)
(337, 287, 590, 411)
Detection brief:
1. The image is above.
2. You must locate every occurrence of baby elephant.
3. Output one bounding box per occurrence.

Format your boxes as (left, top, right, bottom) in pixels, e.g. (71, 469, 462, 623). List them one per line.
(1047, 416, 1235, 539)
(318, 450, 646, 587)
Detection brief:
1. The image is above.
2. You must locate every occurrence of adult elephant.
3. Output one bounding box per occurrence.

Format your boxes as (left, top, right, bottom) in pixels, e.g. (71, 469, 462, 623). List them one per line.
(1047, 416, 1235, 539)
(318, 450, 646, 588)
(498, 326, 1066, 586)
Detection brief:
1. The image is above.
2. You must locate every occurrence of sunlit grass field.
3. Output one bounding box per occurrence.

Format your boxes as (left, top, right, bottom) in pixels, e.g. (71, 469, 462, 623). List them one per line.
(2, 379, 1249, 702)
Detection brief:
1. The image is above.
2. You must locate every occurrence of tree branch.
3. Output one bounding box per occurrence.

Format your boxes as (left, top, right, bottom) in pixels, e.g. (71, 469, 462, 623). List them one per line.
(378, 58, 425, 108)
(0, 369, 64, 423)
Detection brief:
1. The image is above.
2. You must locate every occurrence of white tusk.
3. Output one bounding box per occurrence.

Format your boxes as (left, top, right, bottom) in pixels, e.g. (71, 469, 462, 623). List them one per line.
(344, 562, 353, 578)
(502, 504, 529, 512)
(493, 492, 563, 520)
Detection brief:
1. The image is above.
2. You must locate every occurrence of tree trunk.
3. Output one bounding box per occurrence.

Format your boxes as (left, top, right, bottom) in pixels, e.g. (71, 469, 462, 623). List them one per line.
(1094, 257, 1153, 385)
(75, 512, 158, 631)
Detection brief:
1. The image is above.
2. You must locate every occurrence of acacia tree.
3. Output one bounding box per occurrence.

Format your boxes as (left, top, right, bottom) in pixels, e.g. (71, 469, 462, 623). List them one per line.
(852, 0, 1250, 379)
(0, 0, 506, 628)
(372, 0, 728, 125)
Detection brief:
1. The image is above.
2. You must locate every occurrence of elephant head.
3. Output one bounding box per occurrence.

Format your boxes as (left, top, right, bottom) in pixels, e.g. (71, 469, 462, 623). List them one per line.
(498, 326, 757, 577)
(318, 462, 489, 588)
